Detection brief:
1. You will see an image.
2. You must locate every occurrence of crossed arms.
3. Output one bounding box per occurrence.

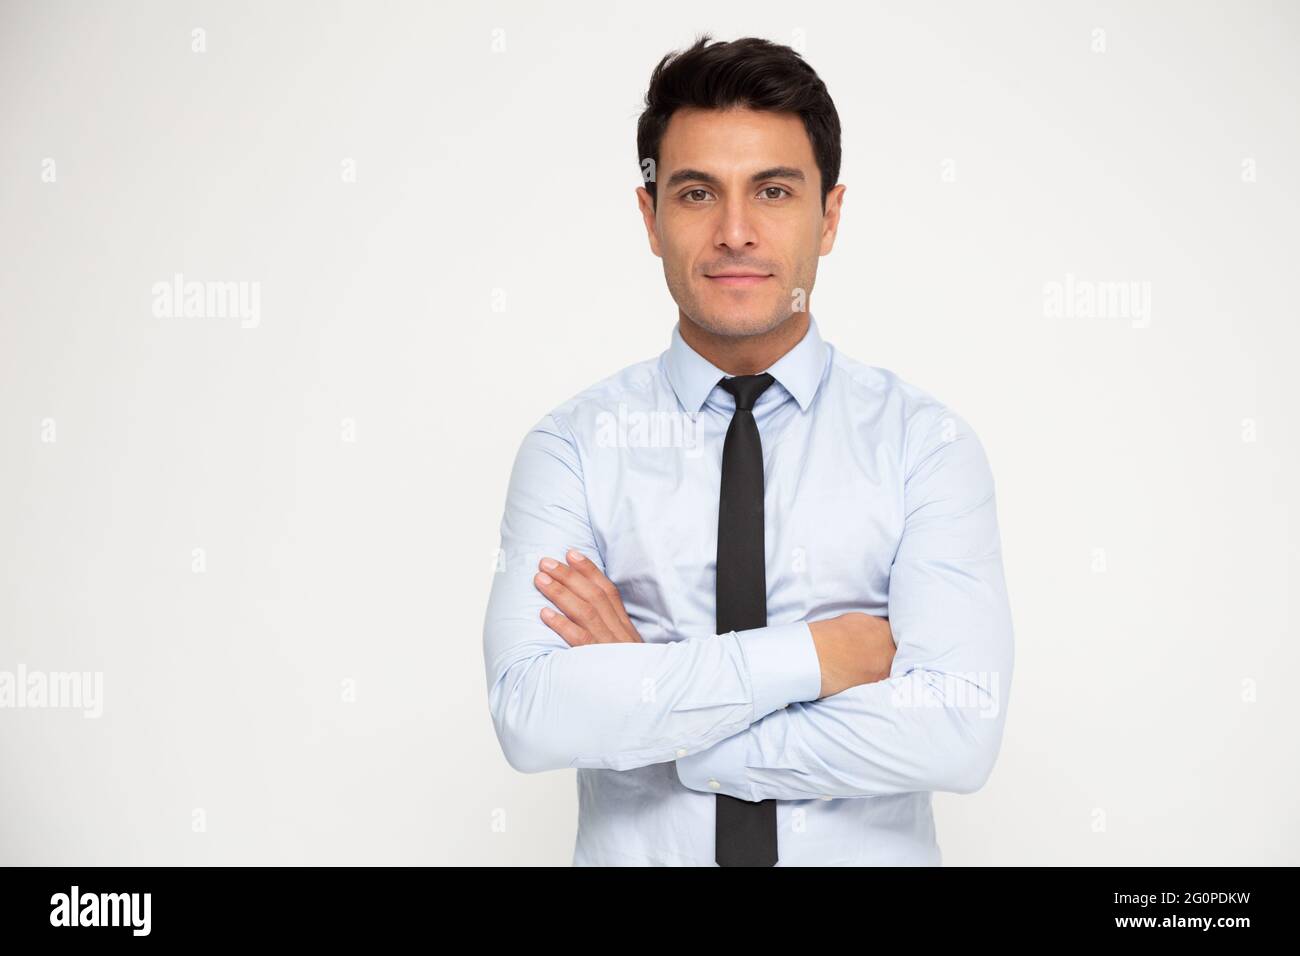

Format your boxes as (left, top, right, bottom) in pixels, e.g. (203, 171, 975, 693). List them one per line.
(481, 409, 1014, 800)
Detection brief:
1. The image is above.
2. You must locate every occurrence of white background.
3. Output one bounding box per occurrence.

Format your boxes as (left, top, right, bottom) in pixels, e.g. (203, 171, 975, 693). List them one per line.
(1, 0, 1296, 864)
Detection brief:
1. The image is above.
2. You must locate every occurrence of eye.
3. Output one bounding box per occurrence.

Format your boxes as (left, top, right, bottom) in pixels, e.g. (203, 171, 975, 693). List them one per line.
(679, 185, 791, 203)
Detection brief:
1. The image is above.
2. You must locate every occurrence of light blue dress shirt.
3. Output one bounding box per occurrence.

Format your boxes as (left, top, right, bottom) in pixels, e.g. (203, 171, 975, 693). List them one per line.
(482, 315, 1014, 866)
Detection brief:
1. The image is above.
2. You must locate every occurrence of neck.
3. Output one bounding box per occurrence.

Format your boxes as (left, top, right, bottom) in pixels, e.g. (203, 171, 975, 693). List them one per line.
(678, 312, 810, 375)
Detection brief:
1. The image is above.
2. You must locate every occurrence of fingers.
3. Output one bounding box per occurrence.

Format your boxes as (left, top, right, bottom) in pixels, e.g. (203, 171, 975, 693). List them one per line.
(534, 550, 644, 643)
(565, 550, 639, 636)
(535, 554, 627, 642)
(540, 606, 592, 647)
(534, 563, 616, 643)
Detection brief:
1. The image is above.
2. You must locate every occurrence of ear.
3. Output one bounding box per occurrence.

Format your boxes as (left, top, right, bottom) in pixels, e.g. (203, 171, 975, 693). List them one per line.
(819, 183, 846, 256)
(636, 186, 662, 258)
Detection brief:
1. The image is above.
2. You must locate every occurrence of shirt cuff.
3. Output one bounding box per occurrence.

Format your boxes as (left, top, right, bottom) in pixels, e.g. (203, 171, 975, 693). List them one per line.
(733, 620, 822, 722)
(674, 729, 754, 801)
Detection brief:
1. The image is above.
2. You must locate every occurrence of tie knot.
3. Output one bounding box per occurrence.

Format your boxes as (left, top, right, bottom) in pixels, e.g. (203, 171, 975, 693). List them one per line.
(719, 372, 776, 411)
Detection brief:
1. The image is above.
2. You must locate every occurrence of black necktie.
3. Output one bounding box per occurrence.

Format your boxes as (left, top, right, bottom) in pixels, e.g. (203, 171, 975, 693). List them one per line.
(714, 371, 779, 867)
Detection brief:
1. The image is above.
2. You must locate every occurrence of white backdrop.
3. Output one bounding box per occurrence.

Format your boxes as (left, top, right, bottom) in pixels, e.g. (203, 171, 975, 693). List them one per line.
(1, 0, 1296, 865)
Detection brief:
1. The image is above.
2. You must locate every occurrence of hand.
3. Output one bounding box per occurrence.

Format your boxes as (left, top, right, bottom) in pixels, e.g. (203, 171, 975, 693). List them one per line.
(534, 549, 644, 646)
(808, 612, 895, 699)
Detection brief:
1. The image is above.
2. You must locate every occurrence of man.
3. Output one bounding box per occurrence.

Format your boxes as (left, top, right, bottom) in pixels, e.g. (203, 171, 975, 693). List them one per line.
(482, 34, 1014, 866)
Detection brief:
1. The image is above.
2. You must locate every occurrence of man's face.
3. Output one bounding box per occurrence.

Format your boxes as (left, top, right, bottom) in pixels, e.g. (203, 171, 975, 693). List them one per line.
(638, 106, 843, 338)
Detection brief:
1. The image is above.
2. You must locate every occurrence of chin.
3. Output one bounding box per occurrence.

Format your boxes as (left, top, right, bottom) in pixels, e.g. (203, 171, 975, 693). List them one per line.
(691, 310, 785, 338)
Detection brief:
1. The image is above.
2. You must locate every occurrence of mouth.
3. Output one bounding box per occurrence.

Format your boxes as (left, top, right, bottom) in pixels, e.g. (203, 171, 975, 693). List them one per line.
(705, 273, 772, 288)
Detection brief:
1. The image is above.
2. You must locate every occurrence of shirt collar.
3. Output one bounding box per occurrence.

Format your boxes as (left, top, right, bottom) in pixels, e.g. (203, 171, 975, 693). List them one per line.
(664, 314, 829, 415)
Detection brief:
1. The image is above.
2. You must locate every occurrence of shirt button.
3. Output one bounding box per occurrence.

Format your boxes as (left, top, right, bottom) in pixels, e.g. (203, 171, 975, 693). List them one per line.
(707, 779, 721, 790)
(676, 748, 688, 758)
(820, 795, 832, 801)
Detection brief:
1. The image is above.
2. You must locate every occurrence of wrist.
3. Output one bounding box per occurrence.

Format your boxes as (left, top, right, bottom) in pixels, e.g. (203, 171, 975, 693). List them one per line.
(808, 617, 844, 699)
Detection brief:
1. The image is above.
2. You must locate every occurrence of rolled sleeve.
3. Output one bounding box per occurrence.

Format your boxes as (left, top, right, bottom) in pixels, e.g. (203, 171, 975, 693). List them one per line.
(734, 620, 822, 722)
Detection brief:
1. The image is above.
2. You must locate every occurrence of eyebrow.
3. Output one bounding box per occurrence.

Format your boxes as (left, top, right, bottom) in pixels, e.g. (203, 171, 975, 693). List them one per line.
(664, 166, 807, 190)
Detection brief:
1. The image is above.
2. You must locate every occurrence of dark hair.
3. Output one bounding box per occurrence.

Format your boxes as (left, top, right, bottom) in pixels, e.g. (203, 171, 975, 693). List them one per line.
(636, 34, 842, 212)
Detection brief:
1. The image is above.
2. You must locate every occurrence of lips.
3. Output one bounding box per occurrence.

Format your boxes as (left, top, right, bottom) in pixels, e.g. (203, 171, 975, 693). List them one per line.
(706, 273, 772, 287)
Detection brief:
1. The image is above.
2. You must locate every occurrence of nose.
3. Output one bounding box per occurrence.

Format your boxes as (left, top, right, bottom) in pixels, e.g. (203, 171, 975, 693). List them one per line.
(713, 196, 759, 251)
